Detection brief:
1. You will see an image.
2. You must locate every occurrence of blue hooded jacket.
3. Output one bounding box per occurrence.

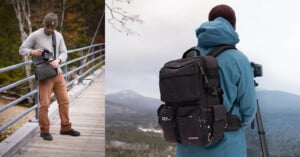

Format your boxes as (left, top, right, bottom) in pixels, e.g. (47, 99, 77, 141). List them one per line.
(176, 17, 257, 157)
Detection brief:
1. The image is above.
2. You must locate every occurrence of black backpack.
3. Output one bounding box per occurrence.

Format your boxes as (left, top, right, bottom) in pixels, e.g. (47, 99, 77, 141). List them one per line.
(157, 45, 241, 146)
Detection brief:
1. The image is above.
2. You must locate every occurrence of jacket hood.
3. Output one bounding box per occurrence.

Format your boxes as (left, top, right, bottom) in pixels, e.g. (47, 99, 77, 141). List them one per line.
(195, 17, 239, 48)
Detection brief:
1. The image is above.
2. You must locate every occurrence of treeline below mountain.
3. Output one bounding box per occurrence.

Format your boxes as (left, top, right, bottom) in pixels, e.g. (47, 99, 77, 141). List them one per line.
(246, 112, 300, 157)
(0, 0, 104, 86)
(106, 95, 175, 157)
(106, 126, 176, 157)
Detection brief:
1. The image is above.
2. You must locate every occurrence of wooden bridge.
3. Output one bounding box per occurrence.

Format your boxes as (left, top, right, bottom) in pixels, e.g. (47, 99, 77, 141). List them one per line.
(1, 71, 105, 157)
(0, 43, 105, 157)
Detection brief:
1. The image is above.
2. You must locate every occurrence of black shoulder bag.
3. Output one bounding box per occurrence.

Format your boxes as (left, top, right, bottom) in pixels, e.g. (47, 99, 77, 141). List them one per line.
(34, 32, 58, 81)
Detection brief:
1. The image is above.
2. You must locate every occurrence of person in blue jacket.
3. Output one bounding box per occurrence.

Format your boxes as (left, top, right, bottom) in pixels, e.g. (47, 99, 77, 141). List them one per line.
(176, 4, 257, 157)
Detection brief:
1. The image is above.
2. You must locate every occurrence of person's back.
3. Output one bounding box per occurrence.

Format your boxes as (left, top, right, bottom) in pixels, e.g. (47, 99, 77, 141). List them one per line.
(176, 5, 256, 157)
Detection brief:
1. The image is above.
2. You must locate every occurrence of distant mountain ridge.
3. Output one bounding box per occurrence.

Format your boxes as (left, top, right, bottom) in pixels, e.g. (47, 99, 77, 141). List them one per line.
(106, 89, 300, 156)
(256, 90, 300, 113)
(106, 90, 161, 114)
(106, 89, 300, 114)
(105, 89, 300, 127)
(105, 90, 161, 127)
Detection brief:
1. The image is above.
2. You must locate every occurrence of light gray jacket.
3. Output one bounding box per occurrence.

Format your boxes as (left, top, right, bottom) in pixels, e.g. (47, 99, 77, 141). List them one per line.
(19, 28, 68, 73)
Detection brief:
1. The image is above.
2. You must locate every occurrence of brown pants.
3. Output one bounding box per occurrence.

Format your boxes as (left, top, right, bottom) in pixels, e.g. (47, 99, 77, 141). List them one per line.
(38, 73, 71, 133)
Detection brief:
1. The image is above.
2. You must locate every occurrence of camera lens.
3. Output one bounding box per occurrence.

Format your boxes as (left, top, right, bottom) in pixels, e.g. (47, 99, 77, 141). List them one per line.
(42, 49, 50, 61)
(251, 62, 263, 77)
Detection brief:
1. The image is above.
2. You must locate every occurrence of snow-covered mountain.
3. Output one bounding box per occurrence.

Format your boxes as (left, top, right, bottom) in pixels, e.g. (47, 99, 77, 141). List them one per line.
(106, 90, 162, 114)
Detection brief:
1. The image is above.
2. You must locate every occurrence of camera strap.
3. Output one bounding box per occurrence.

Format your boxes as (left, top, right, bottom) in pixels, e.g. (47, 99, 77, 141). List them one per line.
(52, 32, 56, 59)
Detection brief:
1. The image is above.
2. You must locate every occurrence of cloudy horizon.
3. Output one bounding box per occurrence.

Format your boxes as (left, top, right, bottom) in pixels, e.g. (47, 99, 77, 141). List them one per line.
(106, 0, 300, 99)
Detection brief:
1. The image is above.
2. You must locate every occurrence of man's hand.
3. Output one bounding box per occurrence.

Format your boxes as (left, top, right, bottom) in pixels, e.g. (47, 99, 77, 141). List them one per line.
(30, 49, 43, 56)
(50, 58, 61, 68)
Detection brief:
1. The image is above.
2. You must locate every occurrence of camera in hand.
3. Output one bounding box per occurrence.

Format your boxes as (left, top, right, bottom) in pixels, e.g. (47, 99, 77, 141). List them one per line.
(42, 49, 51, 61)
(251, 62, 262, 77)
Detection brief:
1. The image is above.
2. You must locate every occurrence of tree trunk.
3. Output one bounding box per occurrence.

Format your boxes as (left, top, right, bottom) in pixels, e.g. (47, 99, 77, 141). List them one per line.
(60, 0, 66, 32)
(12, 0, 34, 104)
(23, 0, 32, 34)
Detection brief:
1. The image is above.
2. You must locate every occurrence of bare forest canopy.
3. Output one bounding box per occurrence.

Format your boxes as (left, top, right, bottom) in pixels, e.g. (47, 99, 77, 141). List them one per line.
(0, 0, 105, 85)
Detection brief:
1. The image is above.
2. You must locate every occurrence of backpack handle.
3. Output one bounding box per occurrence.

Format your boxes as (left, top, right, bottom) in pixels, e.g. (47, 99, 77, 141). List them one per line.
(182, 47, 201, 58)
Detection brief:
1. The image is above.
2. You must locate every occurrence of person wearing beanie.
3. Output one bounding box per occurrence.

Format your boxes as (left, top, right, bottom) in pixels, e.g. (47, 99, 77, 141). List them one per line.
(19, 12, 80, 141)
(176, 4, 257, 157)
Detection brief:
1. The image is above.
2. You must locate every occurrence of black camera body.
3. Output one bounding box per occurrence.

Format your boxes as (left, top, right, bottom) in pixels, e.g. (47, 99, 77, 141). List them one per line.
(251, 62, 263, 77)
(42, 49, 52, 61)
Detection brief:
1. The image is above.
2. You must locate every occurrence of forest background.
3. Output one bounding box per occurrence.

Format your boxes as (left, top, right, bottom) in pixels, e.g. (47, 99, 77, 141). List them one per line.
(0, 0, 105, 87)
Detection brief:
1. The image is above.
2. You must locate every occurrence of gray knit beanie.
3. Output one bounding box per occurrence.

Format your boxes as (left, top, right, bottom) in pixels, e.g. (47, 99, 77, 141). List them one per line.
(43, 12, 58, 28)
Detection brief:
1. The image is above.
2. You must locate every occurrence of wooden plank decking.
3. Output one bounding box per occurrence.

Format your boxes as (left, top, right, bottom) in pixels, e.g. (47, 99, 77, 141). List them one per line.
(13, 72, 105, 157)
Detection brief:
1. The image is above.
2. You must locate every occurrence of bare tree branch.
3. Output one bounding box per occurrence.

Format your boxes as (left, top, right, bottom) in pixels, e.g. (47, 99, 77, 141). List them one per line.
(105, 0, 143, 35)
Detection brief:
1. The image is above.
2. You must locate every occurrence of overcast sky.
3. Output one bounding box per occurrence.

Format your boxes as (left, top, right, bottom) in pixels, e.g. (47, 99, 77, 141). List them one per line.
(106, 0, 300, 98)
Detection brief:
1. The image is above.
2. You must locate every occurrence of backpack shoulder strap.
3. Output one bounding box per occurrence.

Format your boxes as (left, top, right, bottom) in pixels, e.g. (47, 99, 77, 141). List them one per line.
(207, 45, 239, 114)
(207, 45, 236, 57)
